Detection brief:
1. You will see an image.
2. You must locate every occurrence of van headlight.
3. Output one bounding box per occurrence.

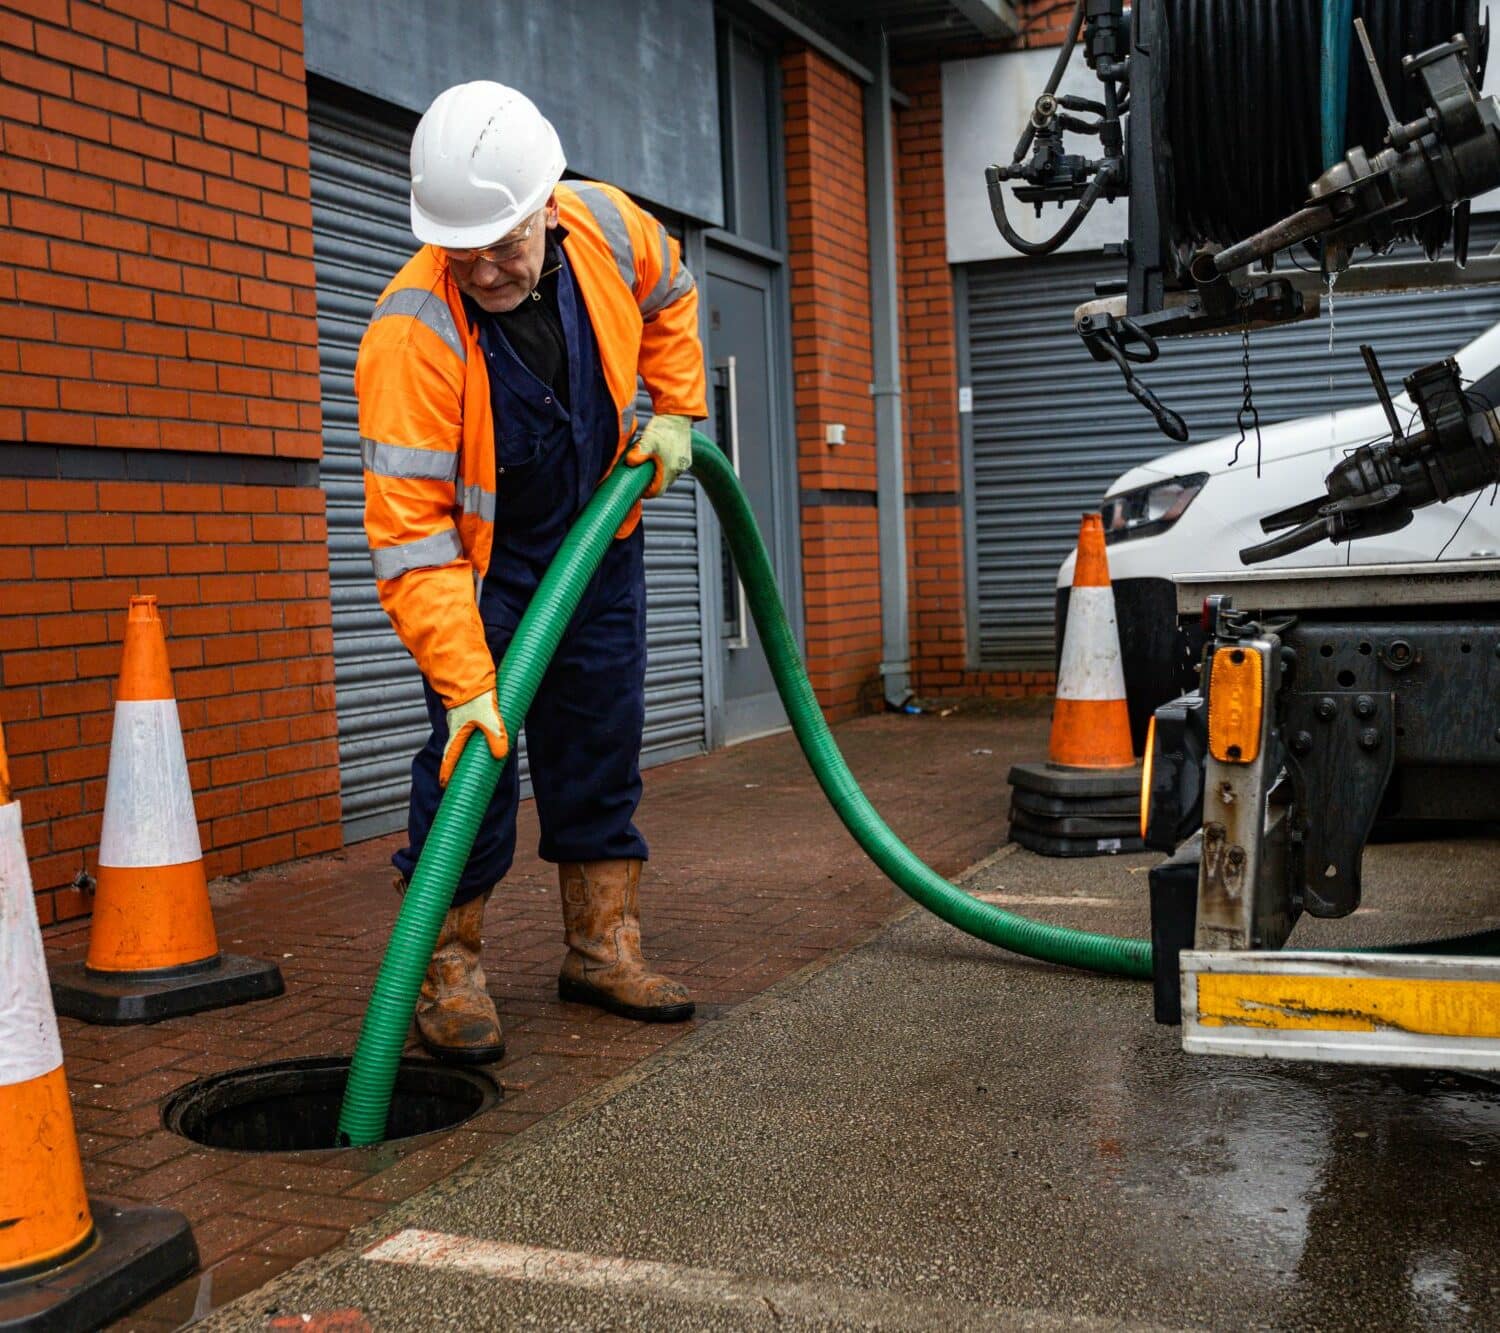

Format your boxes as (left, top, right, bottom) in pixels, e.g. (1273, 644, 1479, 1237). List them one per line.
(1100, 472, 1208, 544)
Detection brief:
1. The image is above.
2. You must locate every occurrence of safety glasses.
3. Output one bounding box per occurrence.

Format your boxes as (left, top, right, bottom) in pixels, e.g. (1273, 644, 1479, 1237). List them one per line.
(441, 213, 541, 267)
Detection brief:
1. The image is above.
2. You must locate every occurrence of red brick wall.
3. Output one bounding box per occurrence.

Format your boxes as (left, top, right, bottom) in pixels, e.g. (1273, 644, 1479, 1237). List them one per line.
(895, 56, 1054, 703)
(1015, 0, 1080, 48)
(0, 0, 319, 454)
(782, 46, 883, 720)
(0, 0, 338, 922)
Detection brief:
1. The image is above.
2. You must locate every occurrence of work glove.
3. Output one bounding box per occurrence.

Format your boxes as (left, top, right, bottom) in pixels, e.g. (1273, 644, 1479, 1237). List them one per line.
(440, 687, 508, 788)
(625, 413, 693, 498)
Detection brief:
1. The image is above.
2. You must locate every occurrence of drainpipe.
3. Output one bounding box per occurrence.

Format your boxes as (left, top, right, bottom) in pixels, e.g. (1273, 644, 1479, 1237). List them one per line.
(864, 27, 913, 710)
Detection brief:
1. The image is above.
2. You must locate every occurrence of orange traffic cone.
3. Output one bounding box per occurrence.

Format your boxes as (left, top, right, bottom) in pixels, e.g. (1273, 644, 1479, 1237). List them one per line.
(1007, 513, 1142, 858)
(0, 714, 197, 1329)
(1047, 513, 1135, 769)
(50, 597, 283, 1024)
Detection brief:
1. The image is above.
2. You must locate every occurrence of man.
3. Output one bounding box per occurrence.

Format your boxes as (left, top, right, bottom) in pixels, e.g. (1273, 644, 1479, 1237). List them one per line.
(355, 81, 706, 1063)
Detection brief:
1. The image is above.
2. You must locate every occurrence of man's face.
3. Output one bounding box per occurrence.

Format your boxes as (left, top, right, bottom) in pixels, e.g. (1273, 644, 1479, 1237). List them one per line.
(442, 198, 558, 314)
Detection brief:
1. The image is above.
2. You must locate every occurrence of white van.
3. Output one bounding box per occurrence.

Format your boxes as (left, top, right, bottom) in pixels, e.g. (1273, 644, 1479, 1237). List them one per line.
(1055, 321, 1500, 748)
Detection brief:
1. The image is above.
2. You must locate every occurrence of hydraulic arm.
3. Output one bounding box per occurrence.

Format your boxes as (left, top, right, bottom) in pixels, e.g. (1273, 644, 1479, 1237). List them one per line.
(989, 0, 1499, 466)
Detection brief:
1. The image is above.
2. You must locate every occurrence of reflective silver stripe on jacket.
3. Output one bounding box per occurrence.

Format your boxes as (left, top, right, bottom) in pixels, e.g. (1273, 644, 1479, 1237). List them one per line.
(568, 183, 635, 290)
(457, 480, 496, 525)
(360, 437, 459, 482)
(369, 287, 466, 364)
(368, 527, 463, 580)
(642, 262, 695, 321)
(639, 224, 674, 316)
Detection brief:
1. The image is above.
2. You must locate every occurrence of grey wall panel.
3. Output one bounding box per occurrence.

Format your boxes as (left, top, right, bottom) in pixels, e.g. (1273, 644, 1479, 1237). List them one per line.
(303, 0, 723, 227)
(311, 93, 707, 843)
(964, 225, 1500, 668)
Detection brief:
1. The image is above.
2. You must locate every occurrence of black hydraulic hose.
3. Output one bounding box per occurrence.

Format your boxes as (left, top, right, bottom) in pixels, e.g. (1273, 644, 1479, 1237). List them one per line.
(985, 161, 1117, 258)
(1013, 0, 1087, 165)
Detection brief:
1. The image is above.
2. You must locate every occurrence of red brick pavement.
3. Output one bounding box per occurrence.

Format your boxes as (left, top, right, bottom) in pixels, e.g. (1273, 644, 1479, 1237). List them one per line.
(40, 702, 1049, 1328)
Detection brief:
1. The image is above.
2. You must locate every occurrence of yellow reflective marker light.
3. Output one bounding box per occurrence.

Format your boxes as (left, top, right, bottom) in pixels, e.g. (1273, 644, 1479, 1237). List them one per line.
(1139, 713, 1157, 841)
(1207, 646, 1262, 763)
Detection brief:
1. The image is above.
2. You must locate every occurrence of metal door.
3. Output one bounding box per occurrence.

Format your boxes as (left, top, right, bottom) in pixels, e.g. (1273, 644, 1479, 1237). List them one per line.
(705, 247, 790, 741)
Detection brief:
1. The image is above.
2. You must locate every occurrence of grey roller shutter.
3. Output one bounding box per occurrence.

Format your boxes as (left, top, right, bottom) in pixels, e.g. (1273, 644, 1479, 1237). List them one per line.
(965, 222, 1500, 668)
(310, 97, 424, 841)
(310, 92, 706, 843)
(635, 397, 709, 762)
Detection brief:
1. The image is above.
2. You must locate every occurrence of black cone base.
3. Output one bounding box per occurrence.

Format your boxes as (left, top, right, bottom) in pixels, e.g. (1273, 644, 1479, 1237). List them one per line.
(1007, 761, 1141, 800)
(1010, 787, 1140, 820)
(50, 953, 284, 1025)
(0, 1199, 197, 1333)
(1009, 825, 1145, 857)
(1008, 761, 1143, 858)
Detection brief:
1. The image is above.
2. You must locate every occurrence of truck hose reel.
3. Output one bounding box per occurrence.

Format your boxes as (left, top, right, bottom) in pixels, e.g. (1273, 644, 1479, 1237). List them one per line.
(1162, 0, 1486, 259)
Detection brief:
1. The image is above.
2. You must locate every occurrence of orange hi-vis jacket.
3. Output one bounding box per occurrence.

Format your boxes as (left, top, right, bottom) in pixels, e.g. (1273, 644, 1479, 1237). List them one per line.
(355, 181, 708, 711)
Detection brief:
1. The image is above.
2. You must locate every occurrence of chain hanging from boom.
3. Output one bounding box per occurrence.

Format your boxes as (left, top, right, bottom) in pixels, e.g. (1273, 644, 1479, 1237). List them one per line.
(1229, 320, 1263, 476)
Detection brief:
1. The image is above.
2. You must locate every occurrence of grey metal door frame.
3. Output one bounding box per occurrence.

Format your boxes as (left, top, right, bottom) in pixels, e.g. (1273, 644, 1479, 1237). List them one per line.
(683, 225, 726, 751)
(955, 264, 984, 672)
(704, 233, 802, 743)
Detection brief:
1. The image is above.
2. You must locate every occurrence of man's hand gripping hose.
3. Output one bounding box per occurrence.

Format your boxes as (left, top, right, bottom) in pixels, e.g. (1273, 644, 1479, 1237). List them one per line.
(625, 413, 693, 496)
(440, 687, 507, 788)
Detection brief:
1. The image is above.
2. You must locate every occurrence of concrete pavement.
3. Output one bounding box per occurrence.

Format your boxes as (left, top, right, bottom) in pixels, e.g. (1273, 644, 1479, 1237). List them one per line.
(61, 702, 1035, 1328)
(196, 830, 1500, 1331)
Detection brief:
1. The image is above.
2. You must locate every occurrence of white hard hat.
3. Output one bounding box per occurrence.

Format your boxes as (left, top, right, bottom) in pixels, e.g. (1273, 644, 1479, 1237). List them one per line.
(409, 81, 567, 248)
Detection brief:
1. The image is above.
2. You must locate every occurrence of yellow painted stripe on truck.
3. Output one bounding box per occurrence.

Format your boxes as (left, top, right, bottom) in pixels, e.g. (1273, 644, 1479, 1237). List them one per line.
(1196, 973, 1500, 1037)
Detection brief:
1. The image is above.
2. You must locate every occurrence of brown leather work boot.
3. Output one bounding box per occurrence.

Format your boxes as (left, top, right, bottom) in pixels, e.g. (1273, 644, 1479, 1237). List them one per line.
(405, 882, 505, 1064)
(557, 859, 694, 1022)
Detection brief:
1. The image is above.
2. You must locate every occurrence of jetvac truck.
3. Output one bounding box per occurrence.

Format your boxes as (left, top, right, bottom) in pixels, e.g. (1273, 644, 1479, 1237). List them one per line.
(991, 0, 1500, 1069)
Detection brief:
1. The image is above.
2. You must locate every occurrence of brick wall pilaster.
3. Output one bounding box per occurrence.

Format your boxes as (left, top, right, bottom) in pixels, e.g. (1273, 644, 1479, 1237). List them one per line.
(894, 53, 1056, 703)
(1015, 0, 1081, 48)
(782, 46, 882, 721)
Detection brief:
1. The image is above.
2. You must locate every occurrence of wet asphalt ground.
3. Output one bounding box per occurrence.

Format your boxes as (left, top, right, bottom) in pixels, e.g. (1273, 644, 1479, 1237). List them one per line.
(198, 832, 1500, 1331)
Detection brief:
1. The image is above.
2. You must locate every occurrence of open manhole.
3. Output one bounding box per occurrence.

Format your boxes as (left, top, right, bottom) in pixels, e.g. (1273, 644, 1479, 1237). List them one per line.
(162, 1056, 499, 1152)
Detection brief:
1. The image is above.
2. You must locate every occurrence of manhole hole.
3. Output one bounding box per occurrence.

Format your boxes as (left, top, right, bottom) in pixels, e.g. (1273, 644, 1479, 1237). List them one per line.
(162, 1056, 499, 1152)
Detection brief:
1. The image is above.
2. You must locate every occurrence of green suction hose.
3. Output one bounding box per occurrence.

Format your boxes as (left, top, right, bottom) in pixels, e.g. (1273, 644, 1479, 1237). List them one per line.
(337, 434, 1151, 1145)
(690, 441, 1152, 981)
(336, 458, 656, 1145)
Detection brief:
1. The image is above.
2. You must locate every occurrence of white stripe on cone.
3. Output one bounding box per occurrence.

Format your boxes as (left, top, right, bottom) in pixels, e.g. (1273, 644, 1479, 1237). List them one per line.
(0, 800, 64, 1086)
(1056, 586, 1128, 701)
(99, 700, 203, 869)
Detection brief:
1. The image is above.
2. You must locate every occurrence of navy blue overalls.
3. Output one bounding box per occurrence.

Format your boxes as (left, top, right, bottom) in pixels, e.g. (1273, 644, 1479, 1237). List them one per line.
(393, 233, 649, 905)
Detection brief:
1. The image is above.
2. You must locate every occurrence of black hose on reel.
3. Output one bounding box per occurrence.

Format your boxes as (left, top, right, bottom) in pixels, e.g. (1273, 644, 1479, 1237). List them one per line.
(1160, 0, 1487, 253)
